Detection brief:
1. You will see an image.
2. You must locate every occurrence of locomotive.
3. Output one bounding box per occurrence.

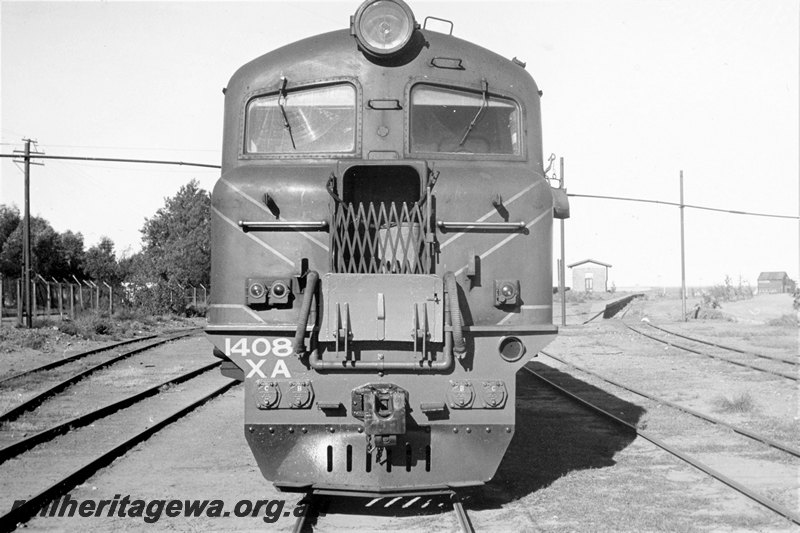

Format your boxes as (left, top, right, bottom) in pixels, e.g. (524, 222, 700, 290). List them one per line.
(206, 0, 568, 495)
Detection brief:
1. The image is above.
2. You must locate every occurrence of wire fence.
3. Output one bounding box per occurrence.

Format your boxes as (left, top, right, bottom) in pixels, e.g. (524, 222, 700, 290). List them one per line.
(0, 276, 209, 323)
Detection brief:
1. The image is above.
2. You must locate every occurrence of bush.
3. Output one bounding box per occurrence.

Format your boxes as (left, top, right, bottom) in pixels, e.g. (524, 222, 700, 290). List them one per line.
(21, 330, 48, 350)
(91, 317, 114, 335)
(708, 276, 753, 303)
(58, 321, 80, 336)
(713, 392, 756, 413)
(184, 303, 208, 318)
(767, 314, 799, 327)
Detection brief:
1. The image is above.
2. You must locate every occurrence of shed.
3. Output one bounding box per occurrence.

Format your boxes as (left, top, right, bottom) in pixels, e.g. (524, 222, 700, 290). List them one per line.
(568, 259, 612, 292)
(757, 272, 795, 294)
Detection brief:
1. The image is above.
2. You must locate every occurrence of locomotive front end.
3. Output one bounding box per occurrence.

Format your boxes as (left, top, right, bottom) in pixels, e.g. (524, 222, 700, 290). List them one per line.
(206, 0, 562, 494)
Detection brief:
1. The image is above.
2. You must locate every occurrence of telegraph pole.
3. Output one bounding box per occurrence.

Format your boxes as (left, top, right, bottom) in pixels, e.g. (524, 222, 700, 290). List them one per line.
(22, 140, 32, 328)
(680, 170, 687, 321)
(559, 157, 566, 327)
(13, 139, 44, 328)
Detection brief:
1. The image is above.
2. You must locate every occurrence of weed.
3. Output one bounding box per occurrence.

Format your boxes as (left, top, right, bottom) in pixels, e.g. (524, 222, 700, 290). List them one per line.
(58, 321, 80, 336)
(21, 330, 48, 350)
(712, 392, 756, 413)
(91, 318, 114, 335)
(766, 314, 799, 327)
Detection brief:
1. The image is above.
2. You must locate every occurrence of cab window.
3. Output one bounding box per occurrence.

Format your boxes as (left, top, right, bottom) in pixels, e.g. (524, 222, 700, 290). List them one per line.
(245, 84, 356, 154)
(410, 84, 521, 155)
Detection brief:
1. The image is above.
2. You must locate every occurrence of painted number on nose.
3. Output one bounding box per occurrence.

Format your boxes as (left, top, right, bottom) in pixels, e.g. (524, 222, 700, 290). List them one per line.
(224, 337, 294, 379)
(224, 337, 293, 358)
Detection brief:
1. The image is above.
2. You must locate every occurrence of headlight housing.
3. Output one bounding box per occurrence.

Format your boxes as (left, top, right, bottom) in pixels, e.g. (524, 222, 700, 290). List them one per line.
(352, 0, 417, 58)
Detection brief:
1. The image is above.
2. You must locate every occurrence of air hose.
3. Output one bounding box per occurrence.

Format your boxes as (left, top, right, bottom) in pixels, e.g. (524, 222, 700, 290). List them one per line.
(444, 271, 467, 358)
(293, 270, 319, 357)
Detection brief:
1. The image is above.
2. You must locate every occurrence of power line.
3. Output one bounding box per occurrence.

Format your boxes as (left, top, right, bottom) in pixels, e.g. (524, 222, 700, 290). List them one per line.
(40, 143, 219, 153)
(568, 193, 799, 221)
(1, 150, 795, 220)
(0, 153, 220, 169)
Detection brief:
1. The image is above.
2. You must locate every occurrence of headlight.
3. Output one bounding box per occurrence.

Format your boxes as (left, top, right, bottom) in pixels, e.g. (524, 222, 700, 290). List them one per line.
(352, 0, 416, 57)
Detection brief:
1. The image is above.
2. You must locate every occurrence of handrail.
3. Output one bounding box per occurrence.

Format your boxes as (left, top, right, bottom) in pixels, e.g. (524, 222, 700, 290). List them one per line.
(437, 221, 526, 231)
(238, 221, 329, 231)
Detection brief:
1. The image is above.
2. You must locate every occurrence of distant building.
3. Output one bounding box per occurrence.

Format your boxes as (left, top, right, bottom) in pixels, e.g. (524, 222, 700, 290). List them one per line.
(568, 259, 612, 292)
(757, 272, 795, 294)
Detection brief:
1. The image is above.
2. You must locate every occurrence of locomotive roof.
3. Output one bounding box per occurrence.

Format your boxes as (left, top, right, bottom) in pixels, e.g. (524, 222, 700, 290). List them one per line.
(226, 28, 539, 100)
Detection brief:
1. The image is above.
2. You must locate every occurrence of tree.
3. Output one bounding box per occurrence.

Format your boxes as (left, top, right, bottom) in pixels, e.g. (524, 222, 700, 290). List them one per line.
(0, 215, 63, 278)
(58, 230, 85, 279)
(139, 179, 210, 287)
(0, 205, 20, 249)
(83, 236, 121, 284)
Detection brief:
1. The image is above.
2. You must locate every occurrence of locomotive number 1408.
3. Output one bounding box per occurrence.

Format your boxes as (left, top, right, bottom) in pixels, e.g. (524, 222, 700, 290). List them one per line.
(224, 337, 294, 379)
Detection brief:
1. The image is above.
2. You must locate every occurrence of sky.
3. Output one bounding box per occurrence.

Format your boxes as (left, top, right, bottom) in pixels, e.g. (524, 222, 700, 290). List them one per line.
(1, 0, 798, 288)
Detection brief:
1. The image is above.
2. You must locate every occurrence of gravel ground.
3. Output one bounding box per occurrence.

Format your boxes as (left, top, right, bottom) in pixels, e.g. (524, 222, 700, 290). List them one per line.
(2, 294, 798, 531)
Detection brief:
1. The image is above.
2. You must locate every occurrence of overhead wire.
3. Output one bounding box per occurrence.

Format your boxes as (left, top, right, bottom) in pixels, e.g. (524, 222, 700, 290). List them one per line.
(568, 193, 799, 220)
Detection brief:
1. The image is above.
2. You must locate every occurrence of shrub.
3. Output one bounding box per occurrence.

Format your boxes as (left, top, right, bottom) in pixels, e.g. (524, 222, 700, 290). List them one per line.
(713, 392, 756, 413)
(91, 317, 114, 335)
(184, 303, 208, 318)
(58, 321, 80, 336)
(766, 314, 799, 327)
(21, 330, 48, 350)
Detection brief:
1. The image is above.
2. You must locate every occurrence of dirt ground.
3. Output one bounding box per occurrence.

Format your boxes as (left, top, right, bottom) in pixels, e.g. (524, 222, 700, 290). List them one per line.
(3, 293, 798, 531)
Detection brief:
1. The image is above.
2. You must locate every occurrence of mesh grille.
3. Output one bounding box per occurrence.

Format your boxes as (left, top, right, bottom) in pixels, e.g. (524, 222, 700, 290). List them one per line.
(331, 201, 431, 274)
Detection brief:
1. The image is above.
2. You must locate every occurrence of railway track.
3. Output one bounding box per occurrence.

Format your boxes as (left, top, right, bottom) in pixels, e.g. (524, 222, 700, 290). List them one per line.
(526, 353, 800, 528)
(0, 360, 221, 463)
(0, 333, 161, 386)
(624, 322, 797, 381)
(643, 322, 797, 365)
(0, 347, 239, 531)
(0, 329, 198, 423)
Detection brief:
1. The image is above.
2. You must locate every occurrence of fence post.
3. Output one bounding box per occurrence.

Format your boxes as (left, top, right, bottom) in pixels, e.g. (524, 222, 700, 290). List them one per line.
(69, 283, 75, 318)
(104, 282, 113, 314)
(32, 279, 37, 320)
(200, 284, 207, 305)
(45, 281, 51, 318)
(94, 281, 100, 310)
(193, 286, 197, 307)
(53, 278, 63, 319)
(16, 279, 23, 326)
(0, 275, 4, 320)
(73, 276, 84, 311)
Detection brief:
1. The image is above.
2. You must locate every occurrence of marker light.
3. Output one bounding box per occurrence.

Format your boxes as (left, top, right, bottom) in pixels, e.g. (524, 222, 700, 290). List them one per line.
(500, 283, 517, 299)
(248, 282, 266, 300)
(352, 0, 416, 57)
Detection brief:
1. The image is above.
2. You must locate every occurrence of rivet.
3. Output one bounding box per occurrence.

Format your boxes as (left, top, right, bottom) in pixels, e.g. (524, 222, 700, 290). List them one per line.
(453, 428, 459, 433)
(466, 427, 472, 433)
(357, 427, 364, 433)
(301, 427, 307, 434)
(486, 427, 491, 433)
(248, 426, 254, 433)
(506, 427, 512, 433)
(288, 427, 294, 433)
(268, 427, 274, 434)
(329, 427, 336, 433)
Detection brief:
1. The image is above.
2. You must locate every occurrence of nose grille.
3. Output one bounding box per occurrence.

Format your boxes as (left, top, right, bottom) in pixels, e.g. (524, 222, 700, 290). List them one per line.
(331, 201, 431, 274)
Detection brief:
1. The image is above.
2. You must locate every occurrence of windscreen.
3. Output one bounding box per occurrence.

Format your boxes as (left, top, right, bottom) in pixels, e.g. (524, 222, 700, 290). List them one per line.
(245, 84, 356, 154)
(410, 84, 521, 155)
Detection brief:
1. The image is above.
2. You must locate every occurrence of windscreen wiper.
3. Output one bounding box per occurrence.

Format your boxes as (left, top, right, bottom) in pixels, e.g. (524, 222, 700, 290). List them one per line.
(458, 79, 488, 147)
(278, 76, 297, 150)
